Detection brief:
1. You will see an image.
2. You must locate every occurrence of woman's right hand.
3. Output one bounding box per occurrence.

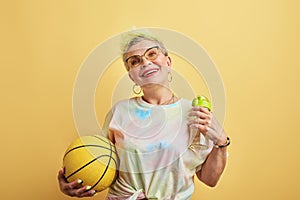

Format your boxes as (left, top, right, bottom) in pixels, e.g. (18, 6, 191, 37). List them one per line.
(57, 167, 96, 197)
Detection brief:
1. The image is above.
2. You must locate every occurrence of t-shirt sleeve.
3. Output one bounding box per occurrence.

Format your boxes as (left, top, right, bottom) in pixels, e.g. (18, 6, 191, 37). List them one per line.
(100, 108, 113, 139)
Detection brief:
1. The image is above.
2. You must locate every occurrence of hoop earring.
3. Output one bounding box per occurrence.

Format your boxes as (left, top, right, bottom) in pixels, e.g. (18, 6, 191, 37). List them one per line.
(168, 72, 173, 82)
(133, 84, 142, 95)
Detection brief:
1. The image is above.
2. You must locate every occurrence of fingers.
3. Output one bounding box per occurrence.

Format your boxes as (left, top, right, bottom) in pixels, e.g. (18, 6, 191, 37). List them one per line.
(188, 118, 210, 126)
(188, 107, 212, 134)
(57, 167, 69, 190)
(73, 185, 97, 197)
(189, 106, 225, 144)
(58, 168, 96, 197)
(189, 107, 212, 121)
(61, 179, 96, 197)
(57, 167, 64, 179)
(189, 123, 211, 134)
(192, 106, 211, 114)
(68, 179, 84, 191)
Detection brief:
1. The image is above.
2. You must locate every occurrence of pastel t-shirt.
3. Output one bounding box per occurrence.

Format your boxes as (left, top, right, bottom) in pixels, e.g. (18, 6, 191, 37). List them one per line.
(101, 97, 213, 200)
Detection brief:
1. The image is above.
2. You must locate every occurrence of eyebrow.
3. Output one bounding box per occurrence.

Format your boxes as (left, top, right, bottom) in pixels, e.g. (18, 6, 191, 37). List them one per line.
(124, 46, 159, 63)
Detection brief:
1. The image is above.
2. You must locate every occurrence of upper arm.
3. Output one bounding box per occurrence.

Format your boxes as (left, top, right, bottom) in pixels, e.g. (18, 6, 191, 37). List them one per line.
(100, 109, 113, 138)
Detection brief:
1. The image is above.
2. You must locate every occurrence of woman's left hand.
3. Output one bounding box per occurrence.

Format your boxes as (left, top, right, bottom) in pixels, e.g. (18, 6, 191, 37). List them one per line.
(188, 106, 227, 145)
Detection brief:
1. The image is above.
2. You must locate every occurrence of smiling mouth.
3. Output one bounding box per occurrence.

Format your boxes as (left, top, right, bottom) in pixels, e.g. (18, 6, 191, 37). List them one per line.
(142, 69, 159, 77)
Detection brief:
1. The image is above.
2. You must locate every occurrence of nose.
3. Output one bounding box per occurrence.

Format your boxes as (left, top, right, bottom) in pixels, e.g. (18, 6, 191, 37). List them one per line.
(140, 56, 152, 68)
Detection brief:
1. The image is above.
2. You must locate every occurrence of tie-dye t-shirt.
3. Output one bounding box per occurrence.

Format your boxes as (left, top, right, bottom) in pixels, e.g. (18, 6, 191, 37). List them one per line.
(101, 97, 213, 200)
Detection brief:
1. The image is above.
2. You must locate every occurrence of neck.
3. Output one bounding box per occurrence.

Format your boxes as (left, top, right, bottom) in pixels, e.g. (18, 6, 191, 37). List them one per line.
(141, 84, 176, 105)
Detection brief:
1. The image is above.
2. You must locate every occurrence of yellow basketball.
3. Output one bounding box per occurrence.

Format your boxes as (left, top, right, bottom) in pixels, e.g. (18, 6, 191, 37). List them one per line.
(63, 135, 119, 192)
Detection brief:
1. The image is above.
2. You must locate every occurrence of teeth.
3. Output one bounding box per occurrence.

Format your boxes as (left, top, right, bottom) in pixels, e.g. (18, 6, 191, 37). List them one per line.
(143, 69, 158, 77)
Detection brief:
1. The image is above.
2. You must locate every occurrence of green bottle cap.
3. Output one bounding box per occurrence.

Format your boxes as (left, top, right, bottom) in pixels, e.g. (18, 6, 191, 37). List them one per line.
(192, 95, 212, 111)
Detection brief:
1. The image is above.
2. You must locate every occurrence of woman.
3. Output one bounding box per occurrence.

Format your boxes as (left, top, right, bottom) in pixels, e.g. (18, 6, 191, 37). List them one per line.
(58, 31, 229, 199)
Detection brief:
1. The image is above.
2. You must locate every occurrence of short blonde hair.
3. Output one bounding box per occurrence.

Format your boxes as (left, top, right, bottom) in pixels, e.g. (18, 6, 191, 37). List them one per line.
(120, 30, 168, 66)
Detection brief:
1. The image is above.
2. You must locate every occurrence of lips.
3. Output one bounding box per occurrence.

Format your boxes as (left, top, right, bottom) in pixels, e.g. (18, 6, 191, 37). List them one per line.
(141, 68, 159, 77)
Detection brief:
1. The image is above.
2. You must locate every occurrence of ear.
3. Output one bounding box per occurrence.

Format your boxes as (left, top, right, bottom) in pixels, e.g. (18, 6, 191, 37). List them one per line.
(166, 56, 172, 67)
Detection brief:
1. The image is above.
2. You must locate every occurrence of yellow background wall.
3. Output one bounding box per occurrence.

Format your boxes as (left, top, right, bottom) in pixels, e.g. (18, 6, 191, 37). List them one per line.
(1, 0, 299, 199)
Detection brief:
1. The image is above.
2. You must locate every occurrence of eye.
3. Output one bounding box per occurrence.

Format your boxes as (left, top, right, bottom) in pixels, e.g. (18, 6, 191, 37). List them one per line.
(146, 49, 158, 59)
(129, 57, 141, 67)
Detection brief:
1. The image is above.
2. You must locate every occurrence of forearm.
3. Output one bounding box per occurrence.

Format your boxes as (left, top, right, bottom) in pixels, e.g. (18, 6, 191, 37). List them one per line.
(196, 133, 228, 187)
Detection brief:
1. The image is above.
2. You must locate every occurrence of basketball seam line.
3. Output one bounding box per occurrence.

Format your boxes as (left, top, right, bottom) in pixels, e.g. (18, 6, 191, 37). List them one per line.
(90, 138, 113, 190)
(63, 144, 116, 158)
(92, 135, 111, 145)
(65, 154, 117, 180)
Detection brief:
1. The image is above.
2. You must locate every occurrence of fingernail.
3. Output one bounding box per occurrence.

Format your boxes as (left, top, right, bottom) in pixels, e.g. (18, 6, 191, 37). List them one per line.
(77, 179, 83, 184)
(93, 191, 98, 196)
(86, 185, 92, 190)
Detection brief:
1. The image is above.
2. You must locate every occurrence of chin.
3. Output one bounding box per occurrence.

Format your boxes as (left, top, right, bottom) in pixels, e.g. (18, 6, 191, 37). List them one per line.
(140, 81, 169, 88)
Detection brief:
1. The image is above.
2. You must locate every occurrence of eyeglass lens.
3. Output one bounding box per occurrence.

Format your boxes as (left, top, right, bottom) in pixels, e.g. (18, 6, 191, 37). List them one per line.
(126, 46, 159, 69)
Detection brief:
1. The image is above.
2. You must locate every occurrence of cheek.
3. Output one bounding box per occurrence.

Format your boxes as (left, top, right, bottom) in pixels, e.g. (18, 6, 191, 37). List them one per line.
(128, 69, 141, 82)
(153, 58, 165, 65)
(154, 57, 170, 67)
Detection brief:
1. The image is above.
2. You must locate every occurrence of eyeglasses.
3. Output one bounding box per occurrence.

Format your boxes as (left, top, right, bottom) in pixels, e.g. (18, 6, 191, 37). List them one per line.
(125, 46, 162, 70)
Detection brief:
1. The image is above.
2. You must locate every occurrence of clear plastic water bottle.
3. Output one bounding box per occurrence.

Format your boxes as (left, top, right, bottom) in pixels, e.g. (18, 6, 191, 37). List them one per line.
(189, 95, 212, 151)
